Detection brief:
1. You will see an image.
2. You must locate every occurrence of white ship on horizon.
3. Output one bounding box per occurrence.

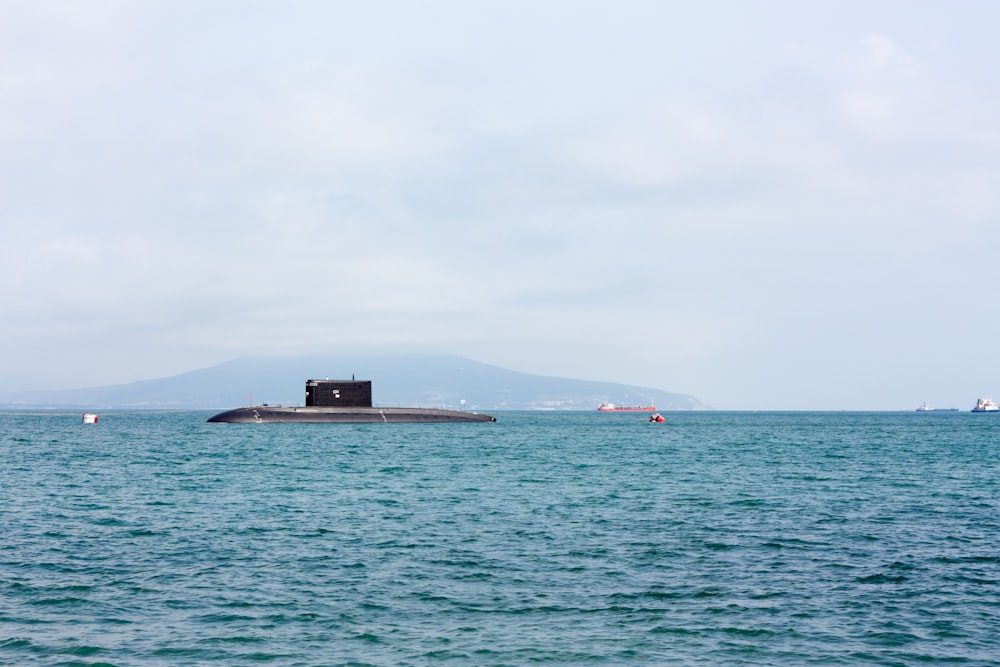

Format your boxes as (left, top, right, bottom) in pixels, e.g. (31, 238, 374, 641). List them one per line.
(971, 397, 999, 412)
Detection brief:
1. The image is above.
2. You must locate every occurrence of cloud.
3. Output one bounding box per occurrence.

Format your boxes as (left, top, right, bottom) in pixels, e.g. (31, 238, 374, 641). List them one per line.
(3, 3, 1000, 407)
(859, 33, 917, 75)
(567, 99, 728, 190)
(839, 90, 897, 133)
(831, 34, 915, 134)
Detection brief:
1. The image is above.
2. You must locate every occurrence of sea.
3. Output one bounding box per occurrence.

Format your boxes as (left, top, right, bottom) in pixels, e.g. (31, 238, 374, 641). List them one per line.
(1, 410, 998, 666)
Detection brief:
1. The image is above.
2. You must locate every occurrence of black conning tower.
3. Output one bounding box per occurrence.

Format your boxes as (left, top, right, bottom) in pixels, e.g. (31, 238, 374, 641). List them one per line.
(305, 379, 373, 407)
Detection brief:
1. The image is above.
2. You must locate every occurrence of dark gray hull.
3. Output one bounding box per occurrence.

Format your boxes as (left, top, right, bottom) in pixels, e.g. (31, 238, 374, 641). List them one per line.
(207, 406, 496, 423)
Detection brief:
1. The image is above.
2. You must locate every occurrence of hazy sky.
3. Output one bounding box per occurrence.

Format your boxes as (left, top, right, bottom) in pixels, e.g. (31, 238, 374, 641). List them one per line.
(3, 1, 999, 409)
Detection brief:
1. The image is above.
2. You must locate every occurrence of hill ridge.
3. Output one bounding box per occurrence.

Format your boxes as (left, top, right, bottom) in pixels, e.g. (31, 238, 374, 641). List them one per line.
(0, 354, 710, 411)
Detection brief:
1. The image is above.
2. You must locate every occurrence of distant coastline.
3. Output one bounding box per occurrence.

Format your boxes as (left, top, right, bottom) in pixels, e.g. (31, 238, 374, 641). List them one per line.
(0, 354, 710, 412)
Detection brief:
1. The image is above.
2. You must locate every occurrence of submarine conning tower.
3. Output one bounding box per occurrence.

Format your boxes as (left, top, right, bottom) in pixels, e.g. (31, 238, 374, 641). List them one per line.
(305, 379, 373, 407)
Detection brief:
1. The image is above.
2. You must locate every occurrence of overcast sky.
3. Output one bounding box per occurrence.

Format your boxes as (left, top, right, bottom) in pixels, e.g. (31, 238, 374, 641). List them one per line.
(3, 1, 999, 409)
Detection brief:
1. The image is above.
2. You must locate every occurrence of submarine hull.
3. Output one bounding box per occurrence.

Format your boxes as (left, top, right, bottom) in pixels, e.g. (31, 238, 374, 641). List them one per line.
(207, 406, 496, 423)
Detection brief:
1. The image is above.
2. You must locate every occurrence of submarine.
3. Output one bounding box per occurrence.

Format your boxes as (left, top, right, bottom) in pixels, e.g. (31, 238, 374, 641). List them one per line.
(207, 379, 497, 423)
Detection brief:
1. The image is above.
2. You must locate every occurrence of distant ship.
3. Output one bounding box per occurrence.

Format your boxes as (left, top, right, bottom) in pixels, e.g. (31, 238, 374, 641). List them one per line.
(208, 379, 496, 423)
(915, 403, 959, 412)
(597, 402, 656, 413)
(971, 397, 999, 413)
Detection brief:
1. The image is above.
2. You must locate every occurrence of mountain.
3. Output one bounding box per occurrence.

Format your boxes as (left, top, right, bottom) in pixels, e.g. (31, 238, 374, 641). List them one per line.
(0, 354, 710, 411)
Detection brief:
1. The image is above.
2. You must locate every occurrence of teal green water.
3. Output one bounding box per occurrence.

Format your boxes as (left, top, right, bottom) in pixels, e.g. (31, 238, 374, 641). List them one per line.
(1, 411, 998, 665)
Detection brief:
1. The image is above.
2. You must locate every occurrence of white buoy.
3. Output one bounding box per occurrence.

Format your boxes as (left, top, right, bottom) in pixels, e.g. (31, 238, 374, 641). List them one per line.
(82, 413, 99, 424)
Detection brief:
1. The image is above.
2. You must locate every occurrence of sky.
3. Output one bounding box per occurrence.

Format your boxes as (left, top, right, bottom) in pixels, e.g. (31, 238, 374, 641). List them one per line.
(2, 1, 999, 410)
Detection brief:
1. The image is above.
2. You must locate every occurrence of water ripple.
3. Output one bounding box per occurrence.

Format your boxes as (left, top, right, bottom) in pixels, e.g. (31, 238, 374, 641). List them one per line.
(1, 410, 998, 665)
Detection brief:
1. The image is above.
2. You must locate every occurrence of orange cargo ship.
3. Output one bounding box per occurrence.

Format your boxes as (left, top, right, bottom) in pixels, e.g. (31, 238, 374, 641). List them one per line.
(597, 402, 656, 412)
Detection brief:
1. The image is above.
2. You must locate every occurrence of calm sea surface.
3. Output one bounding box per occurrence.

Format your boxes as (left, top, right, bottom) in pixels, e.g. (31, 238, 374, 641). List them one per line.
(1, 410, 998, 666)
